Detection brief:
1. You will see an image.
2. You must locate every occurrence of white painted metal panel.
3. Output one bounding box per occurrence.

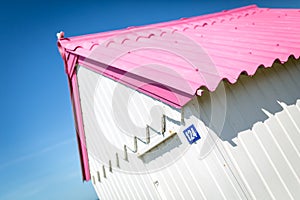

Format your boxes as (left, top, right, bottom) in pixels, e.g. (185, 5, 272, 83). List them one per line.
(209, 58, 300, 200)
(76, 57, 300, 200)
(77, 66, 246, 199)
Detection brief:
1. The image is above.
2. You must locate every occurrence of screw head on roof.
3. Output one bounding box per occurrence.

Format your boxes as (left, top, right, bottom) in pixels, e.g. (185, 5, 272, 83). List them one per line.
(56, 31, 64, 40)
(196, 89, 204, 96)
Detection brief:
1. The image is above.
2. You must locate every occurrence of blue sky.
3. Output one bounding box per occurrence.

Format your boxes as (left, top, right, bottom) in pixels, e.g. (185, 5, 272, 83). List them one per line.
(0, 0, 299, 199)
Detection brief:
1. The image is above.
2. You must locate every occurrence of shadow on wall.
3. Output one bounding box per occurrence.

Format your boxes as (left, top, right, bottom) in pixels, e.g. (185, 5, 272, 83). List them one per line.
(196, 56, 300, 146)
(140, 134, 182, 164)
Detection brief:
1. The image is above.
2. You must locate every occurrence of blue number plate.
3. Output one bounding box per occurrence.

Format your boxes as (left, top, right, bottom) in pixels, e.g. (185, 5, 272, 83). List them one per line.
(183, 124, 201, 144)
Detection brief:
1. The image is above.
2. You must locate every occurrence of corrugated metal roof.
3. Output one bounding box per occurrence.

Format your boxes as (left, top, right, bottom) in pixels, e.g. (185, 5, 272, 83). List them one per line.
(58, 5, 300, 108)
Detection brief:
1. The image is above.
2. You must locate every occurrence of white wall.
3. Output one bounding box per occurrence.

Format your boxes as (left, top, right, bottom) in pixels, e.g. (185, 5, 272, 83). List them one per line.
(77, 57, 300, 200)
(215, 57, 300, 199)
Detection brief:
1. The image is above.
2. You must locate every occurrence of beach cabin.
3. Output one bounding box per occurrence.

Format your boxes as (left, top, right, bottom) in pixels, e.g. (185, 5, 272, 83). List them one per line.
(57, 5, 300, 199)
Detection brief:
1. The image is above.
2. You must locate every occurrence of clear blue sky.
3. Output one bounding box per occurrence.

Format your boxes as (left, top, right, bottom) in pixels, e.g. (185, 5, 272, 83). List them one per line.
(0, 0, 299, 199)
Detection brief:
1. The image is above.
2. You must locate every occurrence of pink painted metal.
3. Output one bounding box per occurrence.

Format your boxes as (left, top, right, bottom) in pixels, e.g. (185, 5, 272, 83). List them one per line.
(57, 5, 300, 181)
(70, 73, 91, 181)
(58, 36, 91, 181)
(59, 5, 300, 107)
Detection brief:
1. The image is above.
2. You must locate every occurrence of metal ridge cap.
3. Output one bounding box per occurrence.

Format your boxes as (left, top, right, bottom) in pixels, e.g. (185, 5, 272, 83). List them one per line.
(57, 5, 260, 46)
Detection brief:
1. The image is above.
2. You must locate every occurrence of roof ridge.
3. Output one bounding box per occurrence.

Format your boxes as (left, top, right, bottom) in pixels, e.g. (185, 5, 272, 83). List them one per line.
(59, 5, 259, 44)
(159, 4, 259, 26)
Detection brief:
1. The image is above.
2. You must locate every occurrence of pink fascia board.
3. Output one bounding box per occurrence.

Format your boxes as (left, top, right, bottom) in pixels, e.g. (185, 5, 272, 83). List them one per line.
(57, 4, 300, 181)
(57, 40, 91, 181)
(70, 73, 90, 181)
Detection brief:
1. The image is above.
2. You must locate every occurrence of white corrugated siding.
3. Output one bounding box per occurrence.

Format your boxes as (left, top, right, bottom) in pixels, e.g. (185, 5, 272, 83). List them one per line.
(76, 57, 300, 200)
(218, 58, 300, 200)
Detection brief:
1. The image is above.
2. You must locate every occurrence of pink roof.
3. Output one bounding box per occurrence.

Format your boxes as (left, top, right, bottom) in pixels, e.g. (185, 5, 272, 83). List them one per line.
(57, 5, 300, 181)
